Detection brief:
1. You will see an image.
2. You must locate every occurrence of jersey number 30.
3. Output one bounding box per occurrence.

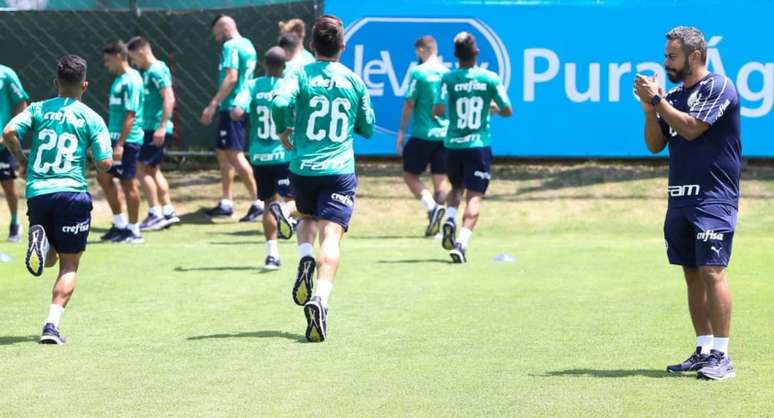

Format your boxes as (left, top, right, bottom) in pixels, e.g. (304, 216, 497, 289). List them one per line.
(306, 96, 351, 142)
(33, 129, 78, 174)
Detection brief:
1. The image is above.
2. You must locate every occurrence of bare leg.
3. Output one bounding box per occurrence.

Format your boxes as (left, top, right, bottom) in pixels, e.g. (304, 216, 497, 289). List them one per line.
(226, 151, 258, 202)
(1, 179, 17, 223)
(96, 171, 122, 215)
(154, 167, 172, 206)
(138, 163, 159, 209)
(296, 214, 318, 247)
(699, 266, 732, 338)
(461, 191, 483, 231)
(316, 220, 344, 293)
(216, 149, 234, 200)
(402, 171, 427, 199)
(446, 185, 464, 211)
(51, 253, 81, 308)
(431, 174, 449, 205)
(263, 195, 279, 242)
(683, 266, 713, 337)
(120, 179, 141, 224)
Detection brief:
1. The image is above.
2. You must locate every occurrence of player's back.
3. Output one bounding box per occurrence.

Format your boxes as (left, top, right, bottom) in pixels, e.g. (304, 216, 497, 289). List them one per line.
(408, 60, 449, 140)
(142, 60, 173, 132)
(289, 61, 373, 176)
(441, 66, 508, 149)
(22, 97, 111, 198)
(0, 64, 27, 128)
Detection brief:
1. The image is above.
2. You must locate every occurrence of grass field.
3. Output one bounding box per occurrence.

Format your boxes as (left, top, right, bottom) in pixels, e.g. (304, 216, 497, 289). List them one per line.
(1, 161, 773, 416)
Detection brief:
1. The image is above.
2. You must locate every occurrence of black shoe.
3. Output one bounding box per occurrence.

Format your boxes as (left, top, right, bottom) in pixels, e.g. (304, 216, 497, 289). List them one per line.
(269, 202, 294, 240)
(8, 223, 21, 243)
(40, 322, 65, 344)
(117, 229, 144, 244)
(264, 255, 281, 270)
(293, 255, 316, 306)
(205, 203, 234, 218)
(139, 212, 168, 231)
(449, 242, 467, 264)
(666, 347, 710, 373)
(100, 225, 123, 241)
(304, 296, 327, 343)
(425, 206, 445, 237)
(26, 224, 49, 277)
(164, 212, 181, 227)
(441, 219, 456, 250)
(697, 350, 736, 380)
(238, 204, 263, 222)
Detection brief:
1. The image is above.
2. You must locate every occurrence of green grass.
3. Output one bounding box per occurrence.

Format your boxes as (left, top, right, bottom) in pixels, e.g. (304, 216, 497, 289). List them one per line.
(0, 162, 773, 416)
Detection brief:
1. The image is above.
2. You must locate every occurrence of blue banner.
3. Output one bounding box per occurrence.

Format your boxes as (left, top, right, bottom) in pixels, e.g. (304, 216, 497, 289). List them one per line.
(327, 0, 774, 157)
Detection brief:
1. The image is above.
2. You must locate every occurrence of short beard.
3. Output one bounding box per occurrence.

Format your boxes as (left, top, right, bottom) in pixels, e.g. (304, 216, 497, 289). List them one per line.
(666, 57, 692, 83)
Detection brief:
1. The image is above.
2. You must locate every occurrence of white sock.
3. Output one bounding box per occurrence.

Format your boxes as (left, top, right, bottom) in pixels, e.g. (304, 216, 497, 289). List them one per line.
(162, 204, 175, 216)
(279, 200, 290, 217)
(45, 304, 64, 327)
(149, 206, 162, 217)
(420, 190, 436, 212)
(266, 240, 279, 259)
(696, 335, 714, 355)
(219, 199, 234, 209)
(298, 242, 314, 258)
(315, 280, 333, 308)
(458, 227, 473, 248)
(252, 199, 264, 209)
(713, 337, 729, 354)
(128, 223, 140, 235)
(446, 207, 457, 222)
(113, 214, 128, 229)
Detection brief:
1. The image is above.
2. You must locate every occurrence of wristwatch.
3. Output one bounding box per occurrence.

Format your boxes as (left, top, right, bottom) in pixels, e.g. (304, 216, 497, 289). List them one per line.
(650, 94, 662, 106)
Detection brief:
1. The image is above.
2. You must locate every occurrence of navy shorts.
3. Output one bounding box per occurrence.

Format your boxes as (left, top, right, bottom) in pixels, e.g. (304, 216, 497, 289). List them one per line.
(138, 131, 170, 167)
(216, 111, 247, 151)
(253, 163, 293, 201)
(664, 203, 737, 267)
(291, 173, 357, 231)
(27, 192, 93, 254)
(447, 146, 493, 194)
(0, 148, 17, 181)
(108, 143, 141, 180)
(402, 137, 447, 175)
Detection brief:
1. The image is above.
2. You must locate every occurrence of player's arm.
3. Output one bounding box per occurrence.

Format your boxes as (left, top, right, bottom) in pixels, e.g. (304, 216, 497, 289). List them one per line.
(158, 87, 175, 131)
(432, 80, 448, 117)
(491, 76, 512, 117)
(210, 68, 238, 110)
(90, 121, 114, 173)
(642, 109, 667, 154)
(635, 74, 709, 141)
(397, 75, 418, 153)
(355, 84, 375, 139)
(2, 107, 33, 173)
(230, 82, 251, 121)
(271, 73, 301, 150)
(9, 70, 30, 117)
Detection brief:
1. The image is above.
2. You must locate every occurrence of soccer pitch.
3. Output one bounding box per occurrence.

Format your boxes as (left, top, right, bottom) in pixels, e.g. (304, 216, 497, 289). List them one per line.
(1, 162, 773, 416)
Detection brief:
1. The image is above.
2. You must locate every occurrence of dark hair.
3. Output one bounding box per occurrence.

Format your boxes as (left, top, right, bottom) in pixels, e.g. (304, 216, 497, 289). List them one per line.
(57, 54, 87, 85)
(126, 36, 149, 52)
(102, 41, 128, 58)
(278, 18, 306, 38)
(666, 26, 707, 63)
(415, 35, 437, 52)
(454, 32, 478, 61)
(278, 32, 301, 51)
(311, 15, 343, 58)
(264, 46, 287, 70)
(211, 14, 226, 28)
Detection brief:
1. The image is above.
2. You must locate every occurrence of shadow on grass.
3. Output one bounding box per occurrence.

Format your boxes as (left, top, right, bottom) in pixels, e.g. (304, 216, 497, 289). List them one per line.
(174, 266, 262, 272)
(348, 235, 424, 240)
(377, 259, 449, 264)
(209, 241, 263, 246)
(177, 210, 216, 225)
(535, 369, 688, 379)
(0, 335, 38, 346)
(187, 330, 304, 342)
(211, 230, 261, 237)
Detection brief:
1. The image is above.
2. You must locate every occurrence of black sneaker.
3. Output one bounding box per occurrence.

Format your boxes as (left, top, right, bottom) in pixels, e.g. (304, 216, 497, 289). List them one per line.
(117, 229, 144, 244)
(666, 347, 710, 373)
(269, 202, 294, 240)
(697, 350, 736, 380)
(8, 223, 21, 243)
(449, 242, 467, 264)
(139, 212, 168, 231)
(205, 203, 234, 218)
(26, 224, 49, 277)
(293, 255, 316, 306)
(100, 225, 123, 241)
(442, 219, 456, 250)
(39, 322, 65, 344)
(164, 212, 181, 227)
(304, 296, 327, 343)
(425, 206, 445, 237)
(239, 204, 263, 222)
(264, 255, 281, 270)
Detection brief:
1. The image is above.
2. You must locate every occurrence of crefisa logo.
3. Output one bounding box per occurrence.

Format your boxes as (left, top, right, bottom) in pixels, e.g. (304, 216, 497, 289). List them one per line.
(342, 17, 510, 136)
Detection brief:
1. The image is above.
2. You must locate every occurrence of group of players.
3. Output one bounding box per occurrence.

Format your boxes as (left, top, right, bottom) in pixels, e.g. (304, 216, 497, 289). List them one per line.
(0, 14, 512, 345)
(0, 13, 742, 381)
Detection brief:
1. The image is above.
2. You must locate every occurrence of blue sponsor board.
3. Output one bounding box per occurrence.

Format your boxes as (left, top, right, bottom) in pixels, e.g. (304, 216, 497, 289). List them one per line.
(328, 0, 774, 157)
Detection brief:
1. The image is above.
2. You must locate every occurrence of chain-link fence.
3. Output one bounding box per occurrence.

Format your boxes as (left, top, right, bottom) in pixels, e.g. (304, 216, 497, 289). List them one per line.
(0, 0, 321, 152)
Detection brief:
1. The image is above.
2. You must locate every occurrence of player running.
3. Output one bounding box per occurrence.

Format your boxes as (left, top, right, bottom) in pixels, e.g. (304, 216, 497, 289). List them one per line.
(635, 27, 740, 381)
(433, 32, 512, 263)
(231, 46, 297, 270)
(272, 15, 375, 342)
(0, 64, 29, 242)
(126, 36, 180, 231)
(1, 55, 113, 344)
(396, 35, 450, 237)
(201, 15, 263, 222)
(99, 41, 145, 244)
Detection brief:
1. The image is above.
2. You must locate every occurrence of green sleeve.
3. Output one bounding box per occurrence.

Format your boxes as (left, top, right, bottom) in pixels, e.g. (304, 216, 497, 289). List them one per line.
(6, 70, 29, 105)
(435, 77, 448, 105)
(150, 68, 171, 90)
(220, 42, 238, 70)
(490, 74, 511, 110)
(89, 116, 113, 162)
(355, 80, 375, 138)
(405, 69, 419, 101)
(8, 104, 34, 138)
(123, 80, 142, 113)
(232, 81, 252, 112)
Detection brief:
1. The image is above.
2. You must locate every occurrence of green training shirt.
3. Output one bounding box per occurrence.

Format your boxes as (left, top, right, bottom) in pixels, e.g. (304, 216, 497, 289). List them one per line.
(108, 68, 144, 145)
(218, 36, 257, 111)
(233, 76, 291, 166)
(405, 60, 449, 141)
(142, 60, 173, 133)
(0, 65, 29, 151)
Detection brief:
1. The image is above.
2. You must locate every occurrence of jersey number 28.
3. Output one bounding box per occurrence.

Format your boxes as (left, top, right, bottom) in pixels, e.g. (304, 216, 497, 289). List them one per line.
(33, 129, 78, 174)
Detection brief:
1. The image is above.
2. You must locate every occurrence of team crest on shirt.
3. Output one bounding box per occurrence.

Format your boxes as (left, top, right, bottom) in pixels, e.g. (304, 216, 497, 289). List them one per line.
(687, 90, 702, 109)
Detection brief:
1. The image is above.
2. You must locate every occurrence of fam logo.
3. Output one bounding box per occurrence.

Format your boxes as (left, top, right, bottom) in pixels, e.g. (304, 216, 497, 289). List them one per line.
(342, 17, 510, 136)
